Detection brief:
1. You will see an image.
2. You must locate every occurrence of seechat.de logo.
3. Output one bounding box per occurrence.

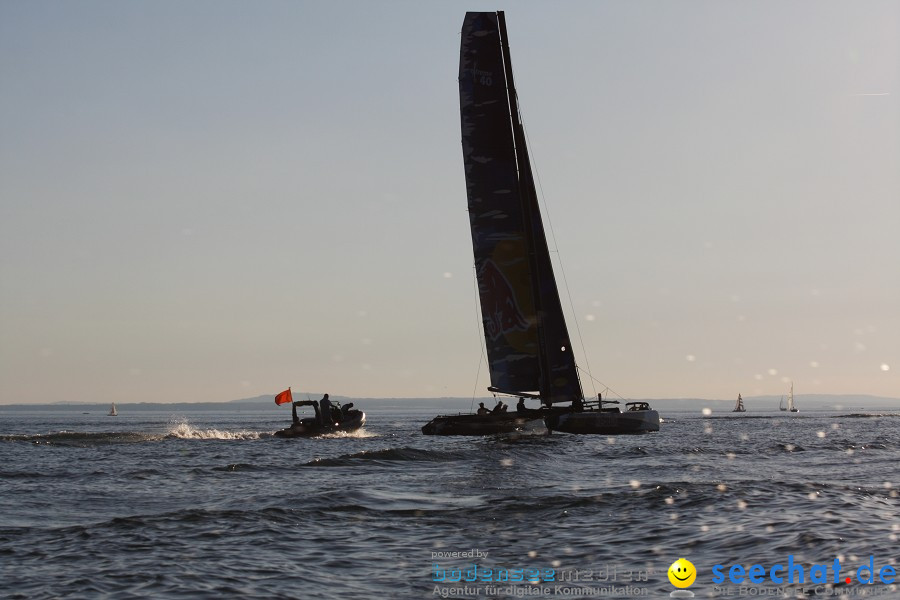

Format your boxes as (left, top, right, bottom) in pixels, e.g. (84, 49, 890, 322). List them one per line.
(711, 555, 896, 586)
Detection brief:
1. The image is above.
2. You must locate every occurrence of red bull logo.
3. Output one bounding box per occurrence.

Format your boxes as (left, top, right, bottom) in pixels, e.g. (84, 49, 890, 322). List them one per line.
(479, 260, 530, 340)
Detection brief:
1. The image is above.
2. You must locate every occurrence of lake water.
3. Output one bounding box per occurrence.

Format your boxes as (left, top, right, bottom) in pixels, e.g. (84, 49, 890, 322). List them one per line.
(1, 406, 898, 599)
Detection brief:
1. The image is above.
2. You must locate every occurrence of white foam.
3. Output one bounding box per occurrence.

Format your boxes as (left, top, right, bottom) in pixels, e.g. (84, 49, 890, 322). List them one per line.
(319, 428, 378, 439)
(166, 421, 262, 440)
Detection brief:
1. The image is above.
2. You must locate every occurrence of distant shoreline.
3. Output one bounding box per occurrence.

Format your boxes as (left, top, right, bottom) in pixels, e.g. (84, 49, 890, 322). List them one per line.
(1, 394, 898, 412)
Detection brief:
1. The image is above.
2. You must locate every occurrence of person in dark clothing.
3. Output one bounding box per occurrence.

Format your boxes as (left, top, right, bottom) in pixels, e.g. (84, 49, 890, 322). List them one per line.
(319, 394, 332, 427)
(477, 402, 490, 415)
(516, 397, 526, 412)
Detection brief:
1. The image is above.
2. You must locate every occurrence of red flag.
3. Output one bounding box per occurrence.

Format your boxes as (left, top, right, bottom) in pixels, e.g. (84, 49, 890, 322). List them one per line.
(274, 388, 293, 405)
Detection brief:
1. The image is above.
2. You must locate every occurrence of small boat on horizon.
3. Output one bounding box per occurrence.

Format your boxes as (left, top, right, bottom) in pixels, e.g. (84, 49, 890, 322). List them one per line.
(787, 382, 799, 412)
(732, 394, 746, 413)
(108, 402, 117, 416)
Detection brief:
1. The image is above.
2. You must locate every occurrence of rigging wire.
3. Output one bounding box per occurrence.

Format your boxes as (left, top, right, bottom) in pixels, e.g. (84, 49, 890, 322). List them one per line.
(578, 366, 629, 402)
(469, 263, 487, 412)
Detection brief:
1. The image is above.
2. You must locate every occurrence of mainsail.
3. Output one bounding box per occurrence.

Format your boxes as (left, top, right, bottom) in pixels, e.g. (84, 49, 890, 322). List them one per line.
(459, 11, 581, 405)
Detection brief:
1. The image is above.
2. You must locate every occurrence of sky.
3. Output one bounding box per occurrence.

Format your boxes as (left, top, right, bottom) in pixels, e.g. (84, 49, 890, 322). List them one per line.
(1, 1, 898, 404)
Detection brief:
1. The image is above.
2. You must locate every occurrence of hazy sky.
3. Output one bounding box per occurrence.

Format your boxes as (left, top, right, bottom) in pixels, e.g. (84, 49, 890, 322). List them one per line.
(1, 1, 897, 404)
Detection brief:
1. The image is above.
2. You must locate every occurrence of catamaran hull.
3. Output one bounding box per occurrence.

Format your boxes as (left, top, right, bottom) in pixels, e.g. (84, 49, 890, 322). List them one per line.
(274, 412, 366, 438)
(421, 413, 544, 436)
(547, 410, 660, 435)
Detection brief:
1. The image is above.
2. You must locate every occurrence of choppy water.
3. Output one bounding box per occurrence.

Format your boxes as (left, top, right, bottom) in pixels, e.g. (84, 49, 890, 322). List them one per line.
(1, 407, 898, 599)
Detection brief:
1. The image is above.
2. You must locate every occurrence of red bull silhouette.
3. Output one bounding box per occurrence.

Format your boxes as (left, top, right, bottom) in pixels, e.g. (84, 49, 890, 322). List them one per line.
(479, 259, 530, 341)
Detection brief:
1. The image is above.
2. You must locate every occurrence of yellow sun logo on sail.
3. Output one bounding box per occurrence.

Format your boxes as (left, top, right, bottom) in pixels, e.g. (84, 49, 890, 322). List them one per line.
(668, 558, 697, 588)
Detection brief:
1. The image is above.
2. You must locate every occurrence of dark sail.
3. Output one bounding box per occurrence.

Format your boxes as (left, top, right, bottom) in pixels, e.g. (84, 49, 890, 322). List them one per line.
(459, 11, 582, 405)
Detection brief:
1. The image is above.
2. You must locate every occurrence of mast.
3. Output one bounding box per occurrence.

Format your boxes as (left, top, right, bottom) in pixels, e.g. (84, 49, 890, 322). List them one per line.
(496, 12, 551, 401)
(497, 12, 582, 406)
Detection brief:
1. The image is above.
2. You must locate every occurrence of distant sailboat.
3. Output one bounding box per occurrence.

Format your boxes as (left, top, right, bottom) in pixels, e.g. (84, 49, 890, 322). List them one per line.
(732, 394, 746, 412)
(108, 402, 117, 416)
(779, 396, 787, 411)
(421, 11, 659, 436)
(787, 383, 798, 412)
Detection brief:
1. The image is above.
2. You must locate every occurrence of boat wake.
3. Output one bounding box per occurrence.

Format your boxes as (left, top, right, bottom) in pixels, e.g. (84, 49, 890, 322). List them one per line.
(319, 428, 378, 439)
(165, 421, 263, 440)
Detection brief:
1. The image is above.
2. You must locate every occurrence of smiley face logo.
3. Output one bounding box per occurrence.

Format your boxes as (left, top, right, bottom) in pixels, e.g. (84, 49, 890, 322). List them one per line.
(668, 558, 696, 588)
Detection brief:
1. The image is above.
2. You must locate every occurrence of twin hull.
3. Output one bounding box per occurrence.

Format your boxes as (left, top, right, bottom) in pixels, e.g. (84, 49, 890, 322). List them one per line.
(421, 409, 659, 436)
(420, 413, 543, 436)
(547, 409, 660, 435)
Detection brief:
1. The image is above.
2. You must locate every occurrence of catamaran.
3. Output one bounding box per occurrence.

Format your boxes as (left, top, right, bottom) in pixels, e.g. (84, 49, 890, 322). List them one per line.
(422, 12, 659, 436)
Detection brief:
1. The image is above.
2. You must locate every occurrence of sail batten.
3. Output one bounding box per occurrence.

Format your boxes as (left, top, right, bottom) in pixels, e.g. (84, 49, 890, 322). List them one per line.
(460, 11, 582, 405)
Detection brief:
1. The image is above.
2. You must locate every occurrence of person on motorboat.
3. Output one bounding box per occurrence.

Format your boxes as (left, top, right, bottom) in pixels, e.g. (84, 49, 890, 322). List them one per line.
(319, 394, 333, 428)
